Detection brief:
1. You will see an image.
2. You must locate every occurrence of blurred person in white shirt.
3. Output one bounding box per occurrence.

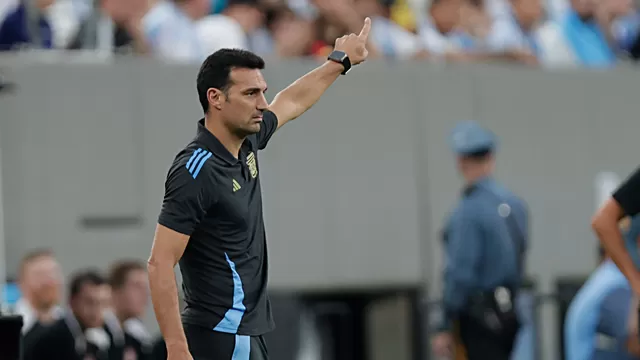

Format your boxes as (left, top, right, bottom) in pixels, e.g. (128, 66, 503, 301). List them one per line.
(67, 0, 152, 54)
(16, 249, 64, 336)
(418, 0, 478, 60)
(485, 0, 545, 65)
(537, 0, 623, 68)
(421, 0, 548, 63)
(196, 0, 264, 55)
(143, 0, 210, 63)
(355, 0, 426, 59)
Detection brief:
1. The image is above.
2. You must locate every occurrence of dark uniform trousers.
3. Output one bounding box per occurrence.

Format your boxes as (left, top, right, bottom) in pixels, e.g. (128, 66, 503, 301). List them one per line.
(184, 324, 269, 360)
(457, 315, 517, 360)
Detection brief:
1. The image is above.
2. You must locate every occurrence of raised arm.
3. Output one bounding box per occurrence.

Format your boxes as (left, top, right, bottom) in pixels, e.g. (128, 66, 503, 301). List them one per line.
(593, 166, 640, 294)
(268, 17, 372, 129)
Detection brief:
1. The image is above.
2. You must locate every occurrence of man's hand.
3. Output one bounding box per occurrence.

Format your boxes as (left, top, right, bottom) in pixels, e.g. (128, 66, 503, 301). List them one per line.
(334, 17, 371, 65)
(432, 332, 454, 358)
(167, 345, 193, 360)
(268, 17, 371, 127)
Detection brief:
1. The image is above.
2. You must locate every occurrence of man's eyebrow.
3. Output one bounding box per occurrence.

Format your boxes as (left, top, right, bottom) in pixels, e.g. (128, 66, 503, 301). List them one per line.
(242, 87, 268, 93)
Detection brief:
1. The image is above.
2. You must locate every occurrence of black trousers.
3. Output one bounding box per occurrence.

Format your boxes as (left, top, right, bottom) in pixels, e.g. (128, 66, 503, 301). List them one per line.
(184, 324, 269, 360)
(458, 315, 516, 360)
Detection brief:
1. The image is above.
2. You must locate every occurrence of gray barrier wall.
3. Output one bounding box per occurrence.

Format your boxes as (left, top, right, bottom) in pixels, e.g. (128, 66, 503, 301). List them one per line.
(2, 58, 640, 359)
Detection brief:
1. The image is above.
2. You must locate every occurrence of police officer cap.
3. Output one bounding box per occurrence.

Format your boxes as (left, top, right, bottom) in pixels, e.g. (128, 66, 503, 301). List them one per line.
(450, 121, 497, 155)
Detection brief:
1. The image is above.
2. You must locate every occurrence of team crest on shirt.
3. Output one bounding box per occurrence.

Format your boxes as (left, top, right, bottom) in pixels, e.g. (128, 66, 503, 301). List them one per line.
(246, 152, 258, 178)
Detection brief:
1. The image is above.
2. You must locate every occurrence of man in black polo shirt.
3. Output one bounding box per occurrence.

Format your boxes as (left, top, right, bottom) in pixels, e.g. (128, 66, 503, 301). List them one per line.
(147, 18, 372, 360)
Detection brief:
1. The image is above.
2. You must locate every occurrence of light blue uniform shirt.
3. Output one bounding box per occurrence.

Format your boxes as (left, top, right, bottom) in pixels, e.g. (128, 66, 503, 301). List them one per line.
(565, 260, 631, 360)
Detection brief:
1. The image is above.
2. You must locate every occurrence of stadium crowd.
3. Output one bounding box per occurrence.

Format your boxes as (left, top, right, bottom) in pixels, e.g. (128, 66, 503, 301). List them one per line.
(3, 249, 168, 360)
(1, 0, 640, 67)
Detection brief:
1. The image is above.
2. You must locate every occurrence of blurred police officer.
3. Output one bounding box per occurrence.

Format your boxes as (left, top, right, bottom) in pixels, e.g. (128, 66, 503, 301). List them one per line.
(104, 260, 152, 360)
(432, 121, 529, 360)
(27, 269, 112, 360)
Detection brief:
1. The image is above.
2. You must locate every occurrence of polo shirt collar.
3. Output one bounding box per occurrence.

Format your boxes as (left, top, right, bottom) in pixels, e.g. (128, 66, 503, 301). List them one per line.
(196, 119, 243, 164)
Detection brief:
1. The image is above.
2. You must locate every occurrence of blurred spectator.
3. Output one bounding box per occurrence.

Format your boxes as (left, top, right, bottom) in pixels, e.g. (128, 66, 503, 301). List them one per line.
(485, 0, 544, 65)
(143, 0, 211, 63)
(599, 0, 637, 51)
(312, 0, 381, 57)
(0, 0, 54, 51)
(68, 0, 152, 54)
(104, 260, 153, 360)
(287, 0, 319, 20)
(419, 0, 495, 61)
(308, 17, 348, 58)
(611, 2, 640, 56)
(15, 249, 63, 337)
(357, 0, 425, 59)
(196, 0, 264, 55)
(455, 0, 493, 48)
(28, 269, 112, 360)
(457, 0, 546, 64)
(264, 6, 316, 57)
(550, 0, 617, 67)
(418, 0, 468, 59)
(0, 0, 19, 22)
(630, 27, 640, 59)
(208, 0, 229, 14)
(389, 0, 417, 31)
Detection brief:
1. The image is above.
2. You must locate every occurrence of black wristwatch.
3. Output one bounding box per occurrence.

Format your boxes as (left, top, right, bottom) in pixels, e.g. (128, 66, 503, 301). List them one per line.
(327, 50, 352, 75)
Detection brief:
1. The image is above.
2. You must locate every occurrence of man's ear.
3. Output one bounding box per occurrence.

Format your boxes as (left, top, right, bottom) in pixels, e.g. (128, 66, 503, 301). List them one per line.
(207, 88, 225, 110)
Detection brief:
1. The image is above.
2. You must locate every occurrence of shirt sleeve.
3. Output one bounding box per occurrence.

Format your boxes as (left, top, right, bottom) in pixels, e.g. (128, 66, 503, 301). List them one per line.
(255, 110, 279, 150)
(157, 152, 216, 236)
(613, 166, 640, 216)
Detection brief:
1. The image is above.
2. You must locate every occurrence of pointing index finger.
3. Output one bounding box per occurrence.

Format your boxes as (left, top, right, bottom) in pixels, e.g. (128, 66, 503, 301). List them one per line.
(358, 17, 371, 41)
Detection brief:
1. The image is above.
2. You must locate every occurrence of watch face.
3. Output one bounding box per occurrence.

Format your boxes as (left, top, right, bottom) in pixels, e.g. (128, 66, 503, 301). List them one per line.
(330, 51, 346, 61)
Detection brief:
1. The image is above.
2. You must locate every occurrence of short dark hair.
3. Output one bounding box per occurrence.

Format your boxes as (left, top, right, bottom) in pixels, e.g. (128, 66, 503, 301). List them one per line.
(196, 49, 265, 113)
(108, 260, 145, 290)
(69, 269, 106, 298)
(19, 249, 55, 278)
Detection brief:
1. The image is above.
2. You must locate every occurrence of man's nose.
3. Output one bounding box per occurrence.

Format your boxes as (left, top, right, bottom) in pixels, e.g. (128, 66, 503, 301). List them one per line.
(257, 93, 268, 110)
